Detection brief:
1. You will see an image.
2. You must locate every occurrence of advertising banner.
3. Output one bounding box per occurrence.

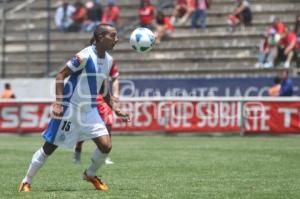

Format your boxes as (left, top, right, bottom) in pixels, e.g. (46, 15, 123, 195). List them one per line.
(0, 100, 299, 134)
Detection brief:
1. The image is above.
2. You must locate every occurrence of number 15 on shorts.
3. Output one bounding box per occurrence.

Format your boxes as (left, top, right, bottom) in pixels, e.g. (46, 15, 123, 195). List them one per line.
(61, 121, 72, 132)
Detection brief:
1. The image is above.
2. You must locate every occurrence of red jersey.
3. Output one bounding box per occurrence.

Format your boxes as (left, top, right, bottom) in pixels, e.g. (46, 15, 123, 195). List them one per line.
(273, 22, 286, 34)
(102, 5, 120, 24)
(164, 17, 174, 32)
(96, 60, 119, 126)
(110, 60, 119, 79)
(72, 7, 87, 23)
(280, 31, 297, 48)
(177, 0, 187, 5)
(139, 5, 155, 26)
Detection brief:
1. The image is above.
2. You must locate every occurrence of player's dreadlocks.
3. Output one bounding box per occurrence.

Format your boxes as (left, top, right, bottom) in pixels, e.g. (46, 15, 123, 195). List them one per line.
(89, 23, 115, 45)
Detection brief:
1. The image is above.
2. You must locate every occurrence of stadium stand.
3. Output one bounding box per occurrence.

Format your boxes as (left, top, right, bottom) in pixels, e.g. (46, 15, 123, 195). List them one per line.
(0, 0, 300, 78)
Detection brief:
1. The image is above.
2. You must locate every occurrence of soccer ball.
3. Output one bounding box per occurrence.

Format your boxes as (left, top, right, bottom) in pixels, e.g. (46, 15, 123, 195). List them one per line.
(130, 27, 155, 53)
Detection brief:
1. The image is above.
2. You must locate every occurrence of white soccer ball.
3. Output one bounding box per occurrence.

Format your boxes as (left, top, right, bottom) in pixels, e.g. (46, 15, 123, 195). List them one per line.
(130, 27, 155, 53)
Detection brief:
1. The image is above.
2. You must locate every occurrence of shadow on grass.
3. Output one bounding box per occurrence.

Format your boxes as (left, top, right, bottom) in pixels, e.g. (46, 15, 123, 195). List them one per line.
(38, 187, 95, 192)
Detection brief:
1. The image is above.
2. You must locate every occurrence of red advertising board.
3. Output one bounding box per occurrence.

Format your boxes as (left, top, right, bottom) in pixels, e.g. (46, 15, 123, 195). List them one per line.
(0, 100, 300, 134)
(243, 101, 300, 134)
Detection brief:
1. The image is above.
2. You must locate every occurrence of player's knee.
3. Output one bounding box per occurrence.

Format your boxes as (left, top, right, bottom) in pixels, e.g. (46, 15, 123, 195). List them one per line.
(99, 143, 112, 154)
(42, 142, 57, 156)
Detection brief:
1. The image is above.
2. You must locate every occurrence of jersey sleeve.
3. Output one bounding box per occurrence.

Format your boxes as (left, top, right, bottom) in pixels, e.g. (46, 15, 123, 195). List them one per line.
(109, 60, 119, 78)
(66, 48, 88, 72)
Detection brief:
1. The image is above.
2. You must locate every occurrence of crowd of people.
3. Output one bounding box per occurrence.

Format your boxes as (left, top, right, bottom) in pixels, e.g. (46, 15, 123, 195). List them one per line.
(54, 0, 252, 43)
(54, 0, 299, 66)
(55, 0, 119, 32)
(255, 16, 300, 69)
(138, 0, 253, 43)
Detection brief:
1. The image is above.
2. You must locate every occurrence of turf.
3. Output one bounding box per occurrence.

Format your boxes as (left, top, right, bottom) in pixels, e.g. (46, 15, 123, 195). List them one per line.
(1, 134, 300, 199)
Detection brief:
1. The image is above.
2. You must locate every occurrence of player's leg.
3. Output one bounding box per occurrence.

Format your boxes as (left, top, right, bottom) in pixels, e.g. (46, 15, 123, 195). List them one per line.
(199, 9, 207, 29)
(191, 9, 200, 29)
(81, 106, 111, 190)
(74, 141, 84, 164)
(284, 50, 294, 68)
(155, 25, 167, 44)
(19, 142, 57, 192)
(86, 135, 111, 176)
(83, 134, 111, 191)
(105, 125, 114, 164)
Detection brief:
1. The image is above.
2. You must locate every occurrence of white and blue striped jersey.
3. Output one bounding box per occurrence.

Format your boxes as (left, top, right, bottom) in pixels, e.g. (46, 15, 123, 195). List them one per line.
(64, 45, 114, 111)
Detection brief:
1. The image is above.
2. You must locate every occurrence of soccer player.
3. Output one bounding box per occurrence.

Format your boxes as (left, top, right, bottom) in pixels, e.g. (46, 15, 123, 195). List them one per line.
(73, 60, 120, 165)
(18, 23, 129, 192)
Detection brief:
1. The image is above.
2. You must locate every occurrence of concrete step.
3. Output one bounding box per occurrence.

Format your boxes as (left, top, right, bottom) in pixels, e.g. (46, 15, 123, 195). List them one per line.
(118, 59, 256, 68)
(4, 47, 257, 62)
(6, 30, 262, 43)
(117, 68, 288, 78)
(2, 59, 294, 78)
(5, 38, 262, 51)
(5, 42, 257, 54)
(3, 25, 269, 39)
(1, 62, 291, 78)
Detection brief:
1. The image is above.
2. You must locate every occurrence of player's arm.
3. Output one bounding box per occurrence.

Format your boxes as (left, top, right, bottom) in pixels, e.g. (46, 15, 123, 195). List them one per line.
(52, 66, 73, 118)
(233, 4, 246, 16)
(112, 77, 120, 98)
(100, 82, 130, 122)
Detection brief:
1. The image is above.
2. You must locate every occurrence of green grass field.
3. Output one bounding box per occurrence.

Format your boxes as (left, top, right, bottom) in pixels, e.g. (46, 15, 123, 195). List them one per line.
(1, 134, 300, 199)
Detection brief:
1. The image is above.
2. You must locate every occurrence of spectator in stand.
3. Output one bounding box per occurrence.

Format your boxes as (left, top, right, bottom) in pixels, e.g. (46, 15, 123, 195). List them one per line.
(71, 1, 87, 32)
(272, 17, 286, 38)
(274, 28, 298, 68)
(268, 76, 281, 96)
(255, 28, 280, 68)
(295, 15, 300, 67)
(191, 0, 211, 30)
(1, 83, 15, 99)
(265, 17, 286, 68)
(55, 0, 76, 32)
(228, 0, 252, 32)
(139, 0, 156, 30)
(155, 11, 174, 44)
(102, 0, 120, 27)
(170, 0, 194, 25)
(279, 70, 293, 96)
(83, 0, 103, 32)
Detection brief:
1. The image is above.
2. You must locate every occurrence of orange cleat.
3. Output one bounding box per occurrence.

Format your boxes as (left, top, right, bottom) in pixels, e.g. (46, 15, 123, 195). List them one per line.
(18, 182, 31, 192)
(83, 171, 109, 191)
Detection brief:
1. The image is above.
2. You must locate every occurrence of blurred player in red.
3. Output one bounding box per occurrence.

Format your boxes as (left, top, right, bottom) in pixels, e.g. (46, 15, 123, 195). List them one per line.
(73, 60, 121, 164)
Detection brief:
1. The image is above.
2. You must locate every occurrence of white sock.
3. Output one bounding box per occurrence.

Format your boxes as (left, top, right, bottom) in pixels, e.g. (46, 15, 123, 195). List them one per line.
(86, 149, 108, 176)
(22, 148, 47, 184)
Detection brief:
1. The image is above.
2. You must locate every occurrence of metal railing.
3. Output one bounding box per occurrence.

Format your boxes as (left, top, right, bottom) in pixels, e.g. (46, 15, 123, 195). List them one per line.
(0, 0, 7, 78)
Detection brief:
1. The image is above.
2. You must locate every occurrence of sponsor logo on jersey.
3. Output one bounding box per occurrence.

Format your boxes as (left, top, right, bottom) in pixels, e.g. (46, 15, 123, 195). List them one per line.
(71, 55, 81, 67)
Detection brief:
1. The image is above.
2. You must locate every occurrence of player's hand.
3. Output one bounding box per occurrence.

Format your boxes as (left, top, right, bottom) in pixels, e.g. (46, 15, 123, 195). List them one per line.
(51, 102, 63, 119)
(114, 109, 131, 122)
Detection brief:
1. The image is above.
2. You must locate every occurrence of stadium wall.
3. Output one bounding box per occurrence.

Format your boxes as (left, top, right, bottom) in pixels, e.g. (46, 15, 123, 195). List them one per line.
(1, 77, 300, 99)
(0, 97, 300, 135)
